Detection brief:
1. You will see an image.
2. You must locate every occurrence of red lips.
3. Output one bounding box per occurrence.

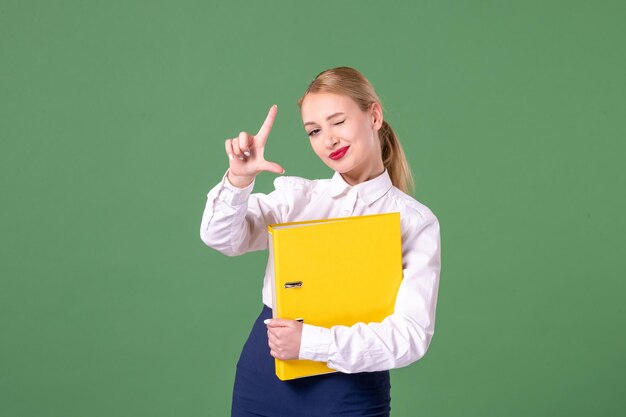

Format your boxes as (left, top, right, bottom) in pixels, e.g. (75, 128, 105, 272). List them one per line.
(329, 146, 350, 160)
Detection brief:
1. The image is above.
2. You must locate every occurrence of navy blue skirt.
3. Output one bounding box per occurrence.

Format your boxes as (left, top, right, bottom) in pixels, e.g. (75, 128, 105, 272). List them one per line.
(231, 305, 391, 417)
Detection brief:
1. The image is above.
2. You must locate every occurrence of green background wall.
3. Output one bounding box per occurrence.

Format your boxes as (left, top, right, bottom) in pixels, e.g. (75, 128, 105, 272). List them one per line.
(1, 1, 624, 415)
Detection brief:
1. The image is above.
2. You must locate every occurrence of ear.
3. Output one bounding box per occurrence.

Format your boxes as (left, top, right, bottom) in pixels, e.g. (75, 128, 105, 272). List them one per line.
(370, 102, 383, 130)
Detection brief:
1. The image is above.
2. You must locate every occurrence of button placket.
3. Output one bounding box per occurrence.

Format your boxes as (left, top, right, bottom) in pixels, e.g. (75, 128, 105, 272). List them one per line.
(342, 190, 357, 216)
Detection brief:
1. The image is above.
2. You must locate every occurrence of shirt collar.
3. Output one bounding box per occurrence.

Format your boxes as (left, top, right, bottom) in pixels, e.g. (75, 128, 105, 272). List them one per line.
(329, 169, 393, 205)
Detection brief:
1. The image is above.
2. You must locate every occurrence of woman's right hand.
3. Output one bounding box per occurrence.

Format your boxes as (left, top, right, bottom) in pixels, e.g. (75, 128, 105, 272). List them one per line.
(225, 104, 284, 188)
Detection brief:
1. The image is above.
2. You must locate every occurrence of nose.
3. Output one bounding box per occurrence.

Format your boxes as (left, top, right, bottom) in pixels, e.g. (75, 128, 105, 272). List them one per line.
(323, 132, 339, 149)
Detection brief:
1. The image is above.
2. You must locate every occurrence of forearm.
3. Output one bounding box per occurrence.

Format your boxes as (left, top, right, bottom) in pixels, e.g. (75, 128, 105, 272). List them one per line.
(199, 171, 256, 256)
(300, 313, 433, 374)
(200, 171, 289, 256)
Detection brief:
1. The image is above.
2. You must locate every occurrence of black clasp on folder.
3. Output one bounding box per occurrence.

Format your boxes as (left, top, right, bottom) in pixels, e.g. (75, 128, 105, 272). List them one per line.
(284, 281, 303, 289)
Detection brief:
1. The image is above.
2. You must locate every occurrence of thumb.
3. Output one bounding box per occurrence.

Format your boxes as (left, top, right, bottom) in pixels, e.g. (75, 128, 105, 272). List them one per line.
(259, 160, 285, 175)
(265, 318, 292, 328)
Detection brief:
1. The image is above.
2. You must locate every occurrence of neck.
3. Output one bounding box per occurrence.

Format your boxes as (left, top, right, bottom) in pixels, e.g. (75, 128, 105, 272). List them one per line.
(340, 162, 385, 186)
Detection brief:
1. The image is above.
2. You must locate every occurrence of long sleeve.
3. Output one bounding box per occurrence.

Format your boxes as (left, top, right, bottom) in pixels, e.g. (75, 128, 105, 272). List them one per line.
(199, 170, 290, 256)
(298, 210, 441, 373)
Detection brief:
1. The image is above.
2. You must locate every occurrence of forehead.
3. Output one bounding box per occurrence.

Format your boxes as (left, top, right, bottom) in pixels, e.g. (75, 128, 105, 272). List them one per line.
(300, 93, 360, 119)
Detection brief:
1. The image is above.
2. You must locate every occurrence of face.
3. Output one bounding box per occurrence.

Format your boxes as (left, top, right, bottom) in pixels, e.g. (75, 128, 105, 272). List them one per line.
(300, 92, 385, 185)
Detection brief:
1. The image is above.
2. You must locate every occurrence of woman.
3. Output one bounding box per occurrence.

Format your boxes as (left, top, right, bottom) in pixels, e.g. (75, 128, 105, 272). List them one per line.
(200, 66, 441, 416)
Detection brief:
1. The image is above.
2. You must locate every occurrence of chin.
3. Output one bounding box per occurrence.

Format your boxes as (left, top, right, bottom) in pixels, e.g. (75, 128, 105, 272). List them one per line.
(325, 160, 350, 173)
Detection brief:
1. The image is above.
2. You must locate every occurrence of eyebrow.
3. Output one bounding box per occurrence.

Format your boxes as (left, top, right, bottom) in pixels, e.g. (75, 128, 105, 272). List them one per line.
(304, 112, 345, 127)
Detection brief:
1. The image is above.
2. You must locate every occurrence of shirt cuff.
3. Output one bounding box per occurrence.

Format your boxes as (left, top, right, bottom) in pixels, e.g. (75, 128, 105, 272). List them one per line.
(215, 170, 255, 206)
(299, 324, 331, 362)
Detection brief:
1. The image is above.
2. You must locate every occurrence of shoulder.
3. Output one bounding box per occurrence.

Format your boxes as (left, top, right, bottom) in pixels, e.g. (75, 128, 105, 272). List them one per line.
(268, 176, 332, 215)
(273, 175, 330, 194)
(386, 186, 439, 229)
(273, 175, 312, 189)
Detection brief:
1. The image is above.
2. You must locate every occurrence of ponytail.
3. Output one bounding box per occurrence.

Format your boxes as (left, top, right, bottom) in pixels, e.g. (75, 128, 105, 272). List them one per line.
(379, 120, 414, 195)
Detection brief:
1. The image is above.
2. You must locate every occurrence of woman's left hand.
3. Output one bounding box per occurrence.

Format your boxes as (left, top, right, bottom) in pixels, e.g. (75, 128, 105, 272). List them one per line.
(266, 319, 303, 360)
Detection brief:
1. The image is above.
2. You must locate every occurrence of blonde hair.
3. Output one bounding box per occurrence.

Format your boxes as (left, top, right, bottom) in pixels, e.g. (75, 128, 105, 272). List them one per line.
(297, 66, 415, 195)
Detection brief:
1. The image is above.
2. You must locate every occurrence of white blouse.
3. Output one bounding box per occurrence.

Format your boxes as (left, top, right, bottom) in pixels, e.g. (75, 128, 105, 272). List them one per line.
(200, 169, 441, 374)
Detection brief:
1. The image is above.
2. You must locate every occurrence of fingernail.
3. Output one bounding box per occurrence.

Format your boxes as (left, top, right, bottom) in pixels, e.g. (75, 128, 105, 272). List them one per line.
(281, 169, 285, 174)
(244, 150, 250, 157)
(238, 156, 244, 160)
(228, 153, 233, 160)
(264, 319, 271, 325)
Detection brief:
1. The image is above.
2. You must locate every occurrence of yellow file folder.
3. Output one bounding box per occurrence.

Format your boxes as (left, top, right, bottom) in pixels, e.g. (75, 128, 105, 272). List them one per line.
(268, 212, 403, 380)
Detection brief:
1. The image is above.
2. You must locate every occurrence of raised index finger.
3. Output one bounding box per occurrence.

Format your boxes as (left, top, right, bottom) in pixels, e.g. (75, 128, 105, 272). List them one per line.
(256, 104, 278, 141)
